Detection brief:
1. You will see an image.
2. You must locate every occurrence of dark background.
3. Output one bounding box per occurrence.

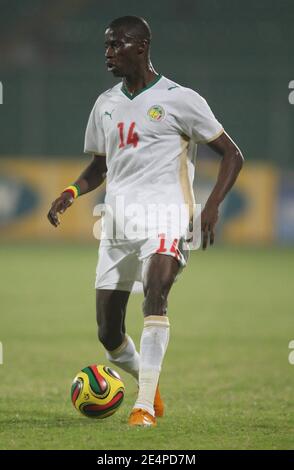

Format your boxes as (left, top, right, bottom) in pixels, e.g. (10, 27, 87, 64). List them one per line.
(0, 0, 293, 166)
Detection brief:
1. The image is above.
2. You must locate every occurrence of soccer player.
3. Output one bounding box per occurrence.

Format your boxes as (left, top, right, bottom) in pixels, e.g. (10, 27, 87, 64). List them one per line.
(48, 16, 244, 427)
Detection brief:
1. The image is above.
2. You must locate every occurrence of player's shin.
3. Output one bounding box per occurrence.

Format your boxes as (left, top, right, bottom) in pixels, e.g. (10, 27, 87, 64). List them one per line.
(106, 335, 140, 382)
(134, 315, 170, 416)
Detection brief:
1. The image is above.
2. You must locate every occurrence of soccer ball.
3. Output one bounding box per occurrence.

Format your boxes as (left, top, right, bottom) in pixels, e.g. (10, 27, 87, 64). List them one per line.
(71, 364, 125, 419)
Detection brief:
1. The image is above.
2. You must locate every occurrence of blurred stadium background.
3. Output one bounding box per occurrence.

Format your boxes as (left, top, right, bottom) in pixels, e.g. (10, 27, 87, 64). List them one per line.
(0, 0, 293, 243)
(0, 0, 294, 450)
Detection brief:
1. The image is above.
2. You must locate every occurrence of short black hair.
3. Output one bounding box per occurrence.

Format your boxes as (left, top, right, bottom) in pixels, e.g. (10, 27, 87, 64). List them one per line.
(107, 16, 152, 43)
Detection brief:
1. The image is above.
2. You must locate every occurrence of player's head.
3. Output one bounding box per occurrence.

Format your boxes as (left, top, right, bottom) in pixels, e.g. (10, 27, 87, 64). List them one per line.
(105, 16, 152, 77)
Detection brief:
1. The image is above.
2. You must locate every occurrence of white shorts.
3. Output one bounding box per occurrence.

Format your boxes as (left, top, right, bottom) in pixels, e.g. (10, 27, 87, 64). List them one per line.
(95, 236, 189, 291)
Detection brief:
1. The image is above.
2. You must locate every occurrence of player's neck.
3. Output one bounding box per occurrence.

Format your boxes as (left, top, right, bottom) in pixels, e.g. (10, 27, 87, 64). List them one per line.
(123, 64, 159, 96)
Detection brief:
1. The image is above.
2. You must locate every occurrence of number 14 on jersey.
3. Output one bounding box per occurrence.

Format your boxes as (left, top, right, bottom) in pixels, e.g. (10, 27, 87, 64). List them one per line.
(117, 122, 139, 149)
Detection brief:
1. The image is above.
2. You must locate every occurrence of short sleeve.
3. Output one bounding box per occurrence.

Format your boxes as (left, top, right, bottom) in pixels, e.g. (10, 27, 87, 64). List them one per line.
(177, 88, 223, 143)
(84, 99, 106, 155)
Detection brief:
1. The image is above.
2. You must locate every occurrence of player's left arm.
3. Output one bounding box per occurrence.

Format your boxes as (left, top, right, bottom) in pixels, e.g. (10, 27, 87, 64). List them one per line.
(201, 131, 244, 250)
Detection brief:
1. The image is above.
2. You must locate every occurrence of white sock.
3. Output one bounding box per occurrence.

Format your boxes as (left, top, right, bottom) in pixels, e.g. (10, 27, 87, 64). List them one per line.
(106, 335, 140, 382)
(134, 315, 170, 416)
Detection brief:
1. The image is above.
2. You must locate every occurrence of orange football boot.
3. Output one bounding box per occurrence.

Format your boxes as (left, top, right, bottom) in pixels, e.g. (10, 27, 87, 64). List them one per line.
(128, 408, 157, 427)
(154, 385, 164, 418)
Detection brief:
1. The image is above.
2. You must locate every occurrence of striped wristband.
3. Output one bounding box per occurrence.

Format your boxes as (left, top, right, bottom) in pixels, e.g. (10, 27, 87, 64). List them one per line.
(62, 184, 81, 199)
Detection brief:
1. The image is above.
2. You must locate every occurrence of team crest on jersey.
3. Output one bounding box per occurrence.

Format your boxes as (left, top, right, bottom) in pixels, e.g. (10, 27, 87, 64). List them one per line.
(147, 105, 165, 122)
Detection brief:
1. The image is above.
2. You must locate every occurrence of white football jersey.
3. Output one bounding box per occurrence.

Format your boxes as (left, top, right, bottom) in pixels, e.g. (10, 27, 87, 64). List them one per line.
(84, 75, 223, 240)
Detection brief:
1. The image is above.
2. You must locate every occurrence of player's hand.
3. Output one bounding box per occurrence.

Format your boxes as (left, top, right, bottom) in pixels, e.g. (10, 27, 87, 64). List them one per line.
(201, 201, 219, 250)
(47, 192, 74, 227)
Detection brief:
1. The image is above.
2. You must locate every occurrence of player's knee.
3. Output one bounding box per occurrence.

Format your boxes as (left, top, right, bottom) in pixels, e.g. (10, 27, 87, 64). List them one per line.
(143, 286, 168, 316)
(144, 274, 170, 295)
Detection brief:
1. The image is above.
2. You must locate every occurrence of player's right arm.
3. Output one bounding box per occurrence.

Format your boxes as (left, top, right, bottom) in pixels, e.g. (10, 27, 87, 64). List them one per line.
(48, 95, 107, 227)
(47, 154, 107, 227)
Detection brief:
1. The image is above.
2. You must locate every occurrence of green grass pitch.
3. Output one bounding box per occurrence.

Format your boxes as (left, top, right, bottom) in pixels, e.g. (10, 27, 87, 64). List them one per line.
(0, 243, 294, 450)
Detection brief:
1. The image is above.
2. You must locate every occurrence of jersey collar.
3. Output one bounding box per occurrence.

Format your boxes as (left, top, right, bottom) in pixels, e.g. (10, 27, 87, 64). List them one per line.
(121, 74, 162, 100)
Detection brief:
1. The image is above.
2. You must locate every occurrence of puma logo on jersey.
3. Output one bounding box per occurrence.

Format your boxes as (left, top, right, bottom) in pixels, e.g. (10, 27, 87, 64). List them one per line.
(104, 109, 115, 120)
(168, 85, 179, 91)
